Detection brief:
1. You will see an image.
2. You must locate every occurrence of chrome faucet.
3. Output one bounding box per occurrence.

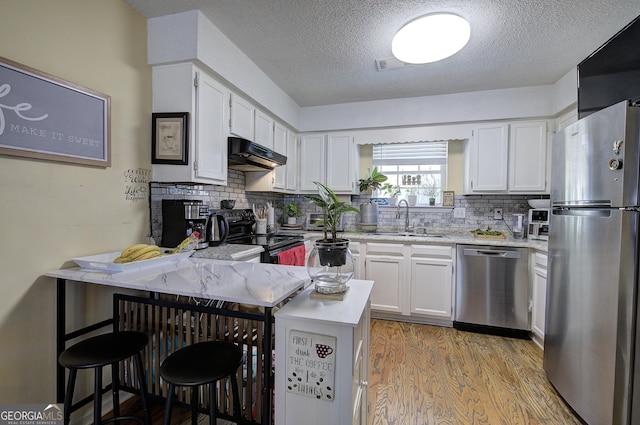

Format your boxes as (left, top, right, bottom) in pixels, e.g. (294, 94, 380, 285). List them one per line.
(396, 199, 410, 232)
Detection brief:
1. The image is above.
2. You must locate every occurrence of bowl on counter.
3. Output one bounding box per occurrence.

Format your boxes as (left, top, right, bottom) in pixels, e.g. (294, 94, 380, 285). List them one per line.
(528, 199, 550, 209)
(220, 199, 235, 209)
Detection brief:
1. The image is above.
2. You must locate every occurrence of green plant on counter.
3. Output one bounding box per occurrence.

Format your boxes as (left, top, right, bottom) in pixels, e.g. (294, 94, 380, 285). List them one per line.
(284, 201, 302, 218)
(380, 183, 401, 198)
(358, 167, 388, 193)
(471, 226, 504, 236)
(305, 181, 360, 242)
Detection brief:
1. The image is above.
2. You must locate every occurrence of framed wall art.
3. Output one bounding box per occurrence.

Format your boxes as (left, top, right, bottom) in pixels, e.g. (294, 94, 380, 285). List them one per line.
(0, 56, 111, 167)
(151, 112, 189, 165)
(442, 190, 455, 207)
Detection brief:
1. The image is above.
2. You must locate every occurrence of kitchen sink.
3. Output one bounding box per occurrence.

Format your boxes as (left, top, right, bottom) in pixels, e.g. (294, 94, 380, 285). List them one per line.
(373, 232, 448, 238)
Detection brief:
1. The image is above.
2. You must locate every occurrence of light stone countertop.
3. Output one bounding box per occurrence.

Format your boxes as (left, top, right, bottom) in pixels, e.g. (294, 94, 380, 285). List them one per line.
(46, 257, 310, 307)
(279, 227, 548, 252)
(191, 244, 264, 261)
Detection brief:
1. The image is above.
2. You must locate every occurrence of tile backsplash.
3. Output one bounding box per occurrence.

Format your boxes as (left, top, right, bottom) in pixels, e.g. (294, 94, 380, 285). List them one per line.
(150, 170, 546, 241)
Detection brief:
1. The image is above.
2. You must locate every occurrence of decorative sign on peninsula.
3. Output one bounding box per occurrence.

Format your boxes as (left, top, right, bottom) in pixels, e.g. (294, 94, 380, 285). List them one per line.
(286, 330, 336, 401)
(0, 56, 110, 167)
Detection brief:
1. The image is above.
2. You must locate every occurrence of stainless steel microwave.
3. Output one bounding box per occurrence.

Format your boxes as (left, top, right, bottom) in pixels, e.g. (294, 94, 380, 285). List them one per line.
(305, 212, 344, 232)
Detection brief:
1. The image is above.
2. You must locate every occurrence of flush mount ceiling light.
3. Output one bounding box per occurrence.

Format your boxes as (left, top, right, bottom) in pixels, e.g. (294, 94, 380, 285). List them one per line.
(392, 13, 470, 64)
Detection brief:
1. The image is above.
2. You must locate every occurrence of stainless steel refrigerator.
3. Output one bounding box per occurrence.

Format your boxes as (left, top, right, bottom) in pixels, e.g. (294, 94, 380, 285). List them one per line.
(545, 100, 640, 425)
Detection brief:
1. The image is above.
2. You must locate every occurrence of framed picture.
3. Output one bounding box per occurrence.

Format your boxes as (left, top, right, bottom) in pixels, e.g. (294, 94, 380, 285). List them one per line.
(152, 112, 189, 165)
(442, 190, 455, 207)
(0, 56, 111, 167)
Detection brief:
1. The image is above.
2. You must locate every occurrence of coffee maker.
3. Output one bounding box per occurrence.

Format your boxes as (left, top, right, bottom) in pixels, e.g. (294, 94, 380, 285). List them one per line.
(161, 199, 209, 249)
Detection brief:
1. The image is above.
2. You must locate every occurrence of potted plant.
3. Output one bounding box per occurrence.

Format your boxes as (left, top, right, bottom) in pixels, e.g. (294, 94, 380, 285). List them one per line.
(380, 183, 401, 206)
(283, 200, 302, 225)
(358, 167, 387, 225)
(421, 176, 439, 206)
(406, 188, 418, 206)
(305, 181, 361, 294)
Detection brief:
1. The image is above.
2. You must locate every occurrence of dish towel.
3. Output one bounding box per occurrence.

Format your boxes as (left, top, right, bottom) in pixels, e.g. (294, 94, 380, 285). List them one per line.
(278, 245, 306, 266)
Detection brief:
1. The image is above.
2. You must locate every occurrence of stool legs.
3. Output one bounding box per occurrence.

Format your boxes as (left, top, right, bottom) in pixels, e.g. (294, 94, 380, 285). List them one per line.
(63, 369, 77, 425)
(190, 387, 199, 425)
(133, 352, 152, 425)
(230, 375, 243, 424)
(93, 366, 103, 425)
(208, 383, 216, 425)
(164, 384, 175, 425)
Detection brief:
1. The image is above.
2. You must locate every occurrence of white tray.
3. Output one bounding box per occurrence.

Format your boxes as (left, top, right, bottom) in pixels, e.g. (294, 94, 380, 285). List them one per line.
(72, 251, 193, 272)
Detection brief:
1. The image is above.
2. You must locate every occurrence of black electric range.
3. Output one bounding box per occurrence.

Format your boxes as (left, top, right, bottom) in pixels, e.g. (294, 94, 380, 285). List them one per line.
(218, 209, 304, 263)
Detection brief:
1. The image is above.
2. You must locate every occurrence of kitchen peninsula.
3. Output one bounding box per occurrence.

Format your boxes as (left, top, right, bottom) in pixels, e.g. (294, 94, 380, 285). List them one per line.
(46, 256, 373, 425)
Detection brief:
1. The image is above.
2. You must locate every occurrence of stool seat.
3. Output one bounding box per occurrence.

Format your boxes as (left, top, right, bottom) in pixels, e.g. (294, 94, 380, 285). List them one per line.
(59, 331, 148, 369)
(58, 330, 150, 425)
(160, 341, 243, 386)
(160, 341, 244, 425)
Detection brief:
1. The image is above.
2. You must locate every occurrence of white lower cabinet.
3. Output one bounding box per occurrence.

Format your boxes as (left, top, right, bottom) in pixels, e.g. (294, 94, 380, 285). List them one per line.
(275, 281, 372, 425)
(365, 242, 406, 314)
(531, 250, 548, 347)
(409, 244, 454, 319)
(360, 240, 455, 323)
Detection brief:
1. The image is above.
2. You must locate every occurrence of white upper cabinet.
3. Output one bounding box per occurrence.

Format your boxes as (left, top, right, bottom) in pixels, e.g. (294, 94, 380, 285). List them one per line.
(285, 131, 298, 191)
(298, 134, 326, 191)
(272, 122, 287, 188)
(464, 120, 549, 194)
(152, 63, 228, 185)
(508, 121, 548, 192)
(299, 133, 355, 193)
(254, 109, 274, 150)
(468, 124, 509, 192)
(229, 94, 254, 140)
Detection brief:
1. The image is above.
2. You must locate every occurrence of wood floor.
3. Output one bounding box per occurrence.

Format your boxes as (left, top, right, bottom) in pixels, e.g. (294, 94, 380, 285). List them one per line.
(115, 319, 583, 425)
(369, 319, 583, 425)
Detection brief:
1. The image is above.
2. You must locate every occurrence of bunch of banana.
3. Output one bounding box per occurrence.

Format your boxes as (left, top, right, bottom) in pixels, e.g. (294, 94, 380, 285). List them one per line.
(113, 244, 161, 263)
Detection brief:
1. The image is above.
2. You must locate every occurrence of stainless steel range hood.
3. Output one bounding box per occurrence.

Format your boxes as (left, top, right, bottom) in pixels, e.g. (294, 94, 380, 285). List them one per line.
(228, 137, 287, 171)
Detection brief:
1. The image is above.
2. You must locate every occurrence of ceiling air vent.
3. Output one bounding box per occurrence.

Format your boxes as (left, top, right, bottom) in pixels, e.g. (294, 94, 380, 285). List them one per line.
(375, 57, 413, 71)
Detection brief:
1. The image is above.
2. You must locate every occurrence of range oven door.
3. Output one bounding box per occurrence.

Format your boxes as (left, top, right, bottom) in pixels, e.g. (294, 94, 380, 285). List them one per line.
(263, 241, 304, 264)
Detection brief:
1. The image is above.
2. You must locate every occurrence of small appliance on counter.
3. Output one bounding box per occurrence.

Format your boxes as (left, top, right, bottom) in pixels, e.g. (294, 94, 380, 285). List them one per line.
(206, 213, 229, 246)
(527, 208, 549, 241)
(161, 199, 209, 249)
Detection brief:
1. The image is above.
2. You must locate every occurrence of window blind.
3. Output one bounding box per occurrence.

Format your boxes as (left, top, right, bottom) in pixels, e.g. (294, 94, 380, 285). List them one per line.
(372, 141, 447, 166)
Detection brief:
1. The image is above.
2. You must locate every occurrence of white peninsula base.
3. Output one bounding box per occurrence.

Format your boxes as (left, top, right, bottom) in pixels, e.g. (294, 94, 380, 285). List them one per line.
(274, 280, 373, 425)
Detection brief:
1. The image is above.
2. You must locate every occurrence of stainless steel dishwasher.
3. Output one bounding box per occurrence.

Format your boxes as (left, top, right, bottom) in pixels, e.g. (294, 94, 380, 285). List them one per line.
(454, 244, 530, 336)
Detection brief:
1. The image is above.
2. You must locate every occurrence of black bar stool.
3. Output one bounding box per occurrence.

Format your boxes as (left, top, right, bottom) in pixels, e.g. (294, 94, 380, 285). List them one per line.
(58, 331, 151, 425)
(160, 341, 244, 425)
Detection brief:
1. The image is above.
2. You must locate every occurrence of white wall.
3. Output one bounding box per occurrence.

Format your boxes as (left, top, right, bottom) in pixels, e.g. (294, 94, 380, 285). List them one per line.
(0, 0, 151, 403)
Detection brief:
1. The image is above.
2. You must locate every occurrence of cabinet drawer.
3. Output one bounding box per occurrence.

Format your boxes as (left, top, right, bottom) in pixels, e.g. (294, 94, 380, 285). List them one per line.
(411, 244, 453, 259)
(366, 242, 404, 256)
(534, 252, 547, 268)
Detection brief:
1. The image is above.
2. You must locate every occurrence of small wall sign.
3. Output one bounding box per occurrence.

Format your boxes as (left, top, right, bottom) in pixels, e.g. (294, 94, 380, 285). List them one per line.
(286, 330, 336, 401)
(0, 56, 111, 167)
(442, 190, 455, 207)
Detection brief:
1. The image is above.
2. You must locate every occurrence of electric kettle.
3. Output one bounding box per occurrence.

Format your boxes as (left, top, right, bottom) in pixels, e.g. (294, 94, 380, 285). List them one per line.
(206, 214, 229, 246)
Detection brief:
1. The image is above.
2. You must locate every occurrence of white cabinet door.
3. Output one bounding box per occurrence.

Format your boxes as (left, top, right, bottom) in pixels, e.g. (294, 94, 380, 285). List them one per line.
(409, 244, 454, 319)
(469, 124, 509, 192)
(299, 134, 326, 191)
(254, 109, 274, 149)
(194, 71, 228, 182)
(273, 122, 287, 189)
(326, 134, 355, 193)
(229, 94, 254, 140)
(531, 251, 548, 344)
(410, 258, 453, 318)
(365, 242, 405, 314)
(285, 131, 298, 191)
(508, 121, 548, 192)
(152, 63, 228, 185)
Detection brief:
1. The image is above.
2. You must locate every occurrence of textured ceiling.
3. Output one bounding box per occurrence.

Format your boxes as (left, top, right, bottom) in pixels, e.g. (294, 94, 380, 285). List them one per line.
(124, 0, 640, 107)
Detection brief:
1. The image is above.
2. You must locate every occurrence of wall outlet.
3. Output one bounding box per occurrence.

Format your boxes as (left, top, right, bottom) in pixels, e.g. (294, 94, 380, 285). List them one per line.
(453, 207, 466, 218)
(493, 208, 503, 220)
